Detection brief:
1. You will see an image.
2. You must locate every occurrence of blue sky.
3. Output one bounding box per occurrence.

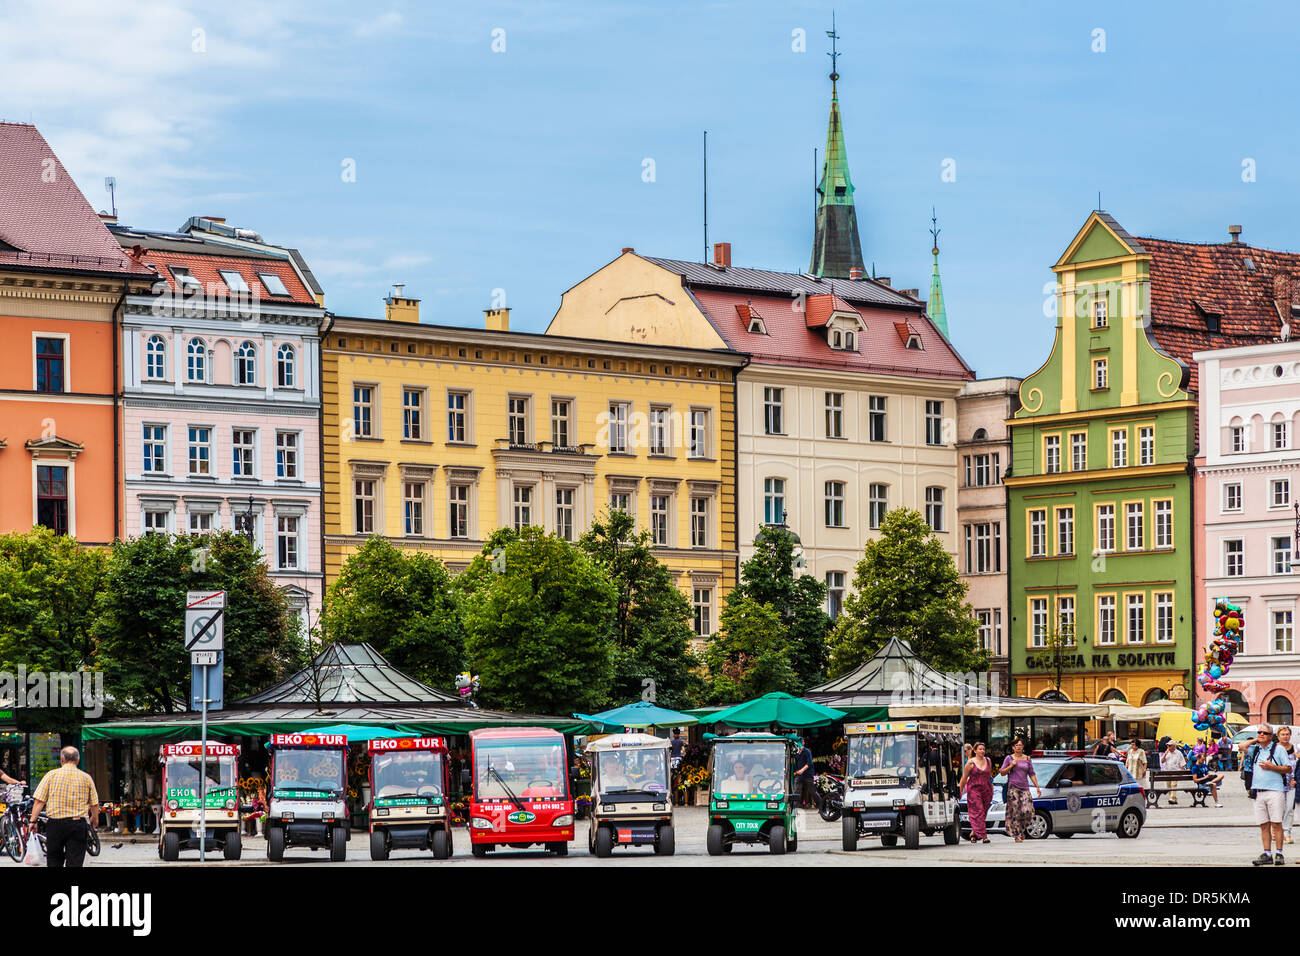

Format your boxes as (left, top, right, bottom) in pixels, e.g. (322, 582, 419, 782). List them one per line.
(5, 0, 1300, 378)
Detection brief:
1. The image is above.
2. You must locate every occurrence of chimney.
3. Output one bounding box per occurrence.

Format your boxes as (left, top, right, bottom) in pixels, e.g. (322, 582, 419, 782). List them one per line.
(97, 210, 117, 224)
(876, 276, 891, 287)
(1228, 225, 1242, 244)
(621, 246, 635, 254)
(900, 288, 919, 299)
(385, 283, 420, 323)
(485, 307, 510, 332)
(848, 266, 864, 280)
(713, 242, 732, 268)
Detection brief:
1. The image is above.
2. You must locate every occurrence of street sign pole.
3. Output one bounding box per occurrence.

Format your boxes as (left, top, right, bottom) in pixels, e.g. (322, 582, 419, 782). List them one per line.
(185, 590, 226, 865)
(200, 669, 208, 864)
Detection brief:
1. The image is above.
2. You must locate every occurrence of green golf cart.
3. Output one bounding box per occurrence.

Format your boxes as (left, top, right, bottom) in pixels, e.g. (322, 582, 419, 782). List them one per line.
(704, 732, 799, 855)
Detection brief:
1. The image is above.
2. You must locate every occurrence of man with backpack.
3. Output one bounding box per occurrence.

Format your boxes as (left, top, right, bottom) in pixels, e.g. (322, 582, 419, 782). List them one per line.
(1240, 724, 1295, 865)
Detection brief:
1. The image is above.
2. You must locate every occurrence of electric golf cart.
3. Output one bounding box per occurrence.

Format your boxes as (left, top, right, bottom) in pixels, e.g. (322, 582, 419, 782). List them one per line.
(264, 732, 350, 862)
(704, 732, 799, 855)
(157, 741, 242, 861)
(367, 736, 454, 860)
(840, 720, 962, 851)
(467, 727, 575, 857)
(585, 733, 675, 857)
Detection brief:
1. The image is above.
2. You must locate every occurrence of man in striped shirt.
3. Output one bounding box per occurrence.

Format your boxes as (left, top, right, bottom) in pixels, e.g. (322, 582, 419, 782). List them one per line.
(30, 746, 100, 868)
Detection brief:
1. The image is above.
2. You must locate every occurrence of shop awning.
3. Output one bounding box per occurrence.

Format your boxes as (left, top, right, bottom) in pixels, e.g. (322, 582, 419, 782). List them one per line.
(889, 699, 1109, 718)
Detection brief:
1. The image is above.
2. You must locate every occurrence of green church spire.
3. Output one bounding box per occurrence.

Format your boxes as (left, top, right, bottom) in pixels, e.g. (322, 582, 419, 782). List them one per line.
(927, 208, 950, 339)
(809, 17, 865, 279)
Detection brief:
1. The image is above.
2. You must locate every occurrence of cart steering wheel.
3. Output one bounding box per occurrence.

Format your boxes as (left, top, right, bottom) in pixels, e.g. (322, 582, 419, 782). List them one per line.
(527, 779, 553, 790)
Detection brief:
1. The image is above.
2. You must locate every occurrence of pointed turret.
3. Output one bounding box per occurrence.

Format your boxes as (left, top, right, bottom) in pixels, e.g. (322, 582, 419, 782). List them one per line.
(809, 21, 865, 279)
(928, 208, 949, 339)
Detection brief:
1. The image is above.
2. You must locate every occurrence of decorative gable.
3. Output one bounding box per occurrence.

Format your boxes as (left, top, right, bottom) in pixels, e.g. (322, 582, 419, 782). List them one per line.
(25, 436, 83, 460)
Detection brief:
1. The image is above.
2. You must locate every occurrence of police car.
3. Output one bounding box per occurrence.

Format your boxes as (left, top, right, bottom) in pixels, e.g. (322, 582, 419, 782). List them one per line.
(960, 752, 1146, 839)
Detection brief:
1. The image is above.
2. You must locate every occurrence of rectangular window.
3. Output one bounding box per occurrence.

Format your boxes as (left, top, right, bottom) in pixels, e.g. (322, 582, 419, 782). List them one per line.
(1111, 428, 1127, 468)
(1098, 595, 1116, 646)
(992, 453, 1001, 484)
(512, 485, 533, 530)
(218, 269, 250, 293)
(1093, 295, 1108, 328)
(825, 392, 844, 439)
(826, 572, 845, 621)
(188, 427, 211, 476)
(1097, 504, 1115, 553)
(1153, 499, 1172, 549)
(974, 454, 991, 487)
(404, 482, 425, 536)
(608, 402, 630, 453)
(764, 478, 786, 526)
(232, 429, 255, 478)
(690, 497, 709, 547)
(508, 396, 530, 447)
(1224, 482, 1243, 512)
(868, 396, 887, 442)
(976, 610, 994, 655)
(555, 488, 575, 541)
(276, 515, 300, 569)
(1276, 611, 1295, 654)
(143, 510, 169, 535)
(1057, 507, 1074, 555)
(449, 485, 470, 538)
(1231, 425, 1246, 453)
(1272, 479, 1291, 507)
(688, 409, 710, 458)
(869, 484, 888, 530)
(824, 481, 845, 528)
(1094, 359, 1108, 390)
(924, 486, 944, 532)
(259, 272, 290, 297)
(1044, 435, 1061, 474)
(1071, 433, 1087, 472)
(1273, 536, 1293, 575)
(650, 495, 670, 546)
(1058, 596, 1076, 643)
(1029, 509, 1047, 557)
(970, 522, 998, 574)
(1030, 598, 1049, 648)
(142, 424, 167, 474)
(1155, 593, 1174, 644)
(354, 479, 375, 534)
(763, 387, 784, 435)
(1225, 539, 1244, 577)
(35, 337, 65, 393)
(1139, 426, 1155, 466)
(35, 465, 69, 534)
(402, 388, 424, 440)
(1125, 502, 1144, 551)
(447, 391, 469, 443)
(925, 400, 944, 446)
(276, 432, 298, 479)
(352, 385, 374, 438)
(693, 588, 713, 637)
(648, 406, 670, 456)
(1274, 422, 1289, 450)
(964, 456, 973, 487)
(551, 399, 572, 449)
(189, 511, 213, 534)
(1126, 594, 1145, 644)
(609, 491, 631, 514)
(993, 609, 1003, 656)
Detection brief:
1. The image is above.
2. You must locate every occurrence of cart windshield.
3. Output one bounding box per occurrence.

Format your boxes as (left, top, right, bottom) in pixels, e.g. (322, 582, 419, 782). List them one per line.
(847, 733, 917, 782)
(372, 751, 444, 800)
(596, 748, 669, 797)
(712, 741, 788, 796)
(164, 755, 236, 796)
(272, 748, 345, 795)
(474, 737, 568, 800)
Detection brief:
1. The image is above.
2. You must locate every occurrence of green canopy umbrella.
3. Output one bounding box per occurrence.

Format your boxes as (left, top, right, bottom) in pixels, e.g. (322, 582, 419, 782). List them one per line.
(298, 723, 415, 742)
(574, 700, 698, 732)
(700, 693, 846, 729)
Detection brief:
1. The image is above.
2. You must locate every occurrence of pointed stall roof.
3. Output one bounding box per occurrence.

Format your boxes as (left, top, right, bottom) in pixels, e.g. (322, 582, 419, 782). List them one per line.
(234, 643, 459, 706)
(805, 637, 975, 699)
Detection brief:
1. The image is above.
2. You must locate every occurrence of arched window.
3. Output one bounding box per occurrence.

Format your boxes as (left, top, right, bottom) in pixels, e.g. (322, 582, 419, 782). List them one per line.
(236, 341, 257, 385)
(844, 331, 855, 351)
(831, 330, 842, 349)
(145, 335, 166, 380)
(1268, 696, 1294, 727)
(972, 427, 988, 441)
(187, 338, 207, 382)
(1100, 688, 1127, 703)
(1142, 687, 1168, 706)
(277, 343, 296, 388)
(1038, 689, 1068, 702)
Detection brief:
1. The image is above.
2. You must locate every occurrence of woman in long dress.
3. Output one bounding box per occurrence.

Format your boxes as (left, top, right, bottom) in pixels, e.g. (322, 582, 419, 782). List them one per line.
(998, 738, 1040, 842)
(958, 741, 995, 843)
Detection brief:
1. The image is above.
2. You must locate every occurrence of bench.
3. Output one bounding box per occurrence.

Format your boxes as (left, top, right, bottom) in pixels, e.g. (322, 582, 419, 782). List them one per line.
(1145, 769, 1209, 808)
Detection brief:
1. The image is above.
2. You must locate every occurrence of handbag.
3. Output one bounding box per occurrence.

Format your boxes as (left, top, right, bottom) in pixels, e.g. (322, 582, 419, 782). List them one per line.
(23, 831, 43, 866)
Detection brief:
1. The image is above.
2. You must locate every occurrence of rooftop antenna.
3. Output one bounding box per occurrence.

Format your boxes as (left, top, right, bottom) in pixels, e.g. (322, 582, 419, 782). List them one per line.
(703, 130, 708, 262)
(104, 177, 117, 218)
(813, 146, 818, 236)
(1097, 190, 1102, 212)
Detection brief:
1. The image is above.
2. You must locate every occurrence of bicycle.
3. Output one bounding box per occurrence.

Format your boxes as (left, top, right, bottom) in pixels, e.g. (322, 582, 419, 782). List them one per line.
(1, 787, 100, 862)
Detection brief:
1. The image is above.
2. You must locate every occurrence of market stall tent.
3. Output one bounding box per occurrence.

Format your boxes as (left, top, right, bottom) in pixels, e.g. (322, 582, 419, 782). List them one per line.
(699, 692, 846, 729)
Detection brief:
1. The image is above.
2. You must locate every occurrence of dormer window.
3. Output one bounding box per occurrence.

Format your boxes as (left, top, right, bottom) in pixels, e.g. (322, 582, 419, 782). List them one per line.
(219, 270, 250, 293)
(844, 331, 856, 351)
(831, 330, 842, 348)
(169, 266, 202, 292)
(748, 317, 766, 335)
(906, 334, 923, 350)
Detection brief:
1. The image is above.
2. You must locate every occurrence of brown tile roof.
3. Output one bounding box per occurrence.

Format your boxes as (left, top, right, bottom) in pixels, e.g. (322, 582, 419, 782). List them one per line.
(1139, 236, 1294, 394)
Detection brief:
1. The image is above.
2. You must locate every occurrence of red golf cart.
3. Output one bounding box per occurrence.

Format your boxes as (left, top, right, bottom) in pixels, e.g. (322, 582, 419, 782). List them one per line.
(468, 727, 574, 857)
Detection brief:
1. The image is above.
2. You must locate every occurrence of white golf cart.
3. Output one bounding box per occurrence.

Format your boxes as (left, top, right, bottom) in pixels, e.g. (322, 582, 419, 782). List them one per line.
(585, 734, 675, 857)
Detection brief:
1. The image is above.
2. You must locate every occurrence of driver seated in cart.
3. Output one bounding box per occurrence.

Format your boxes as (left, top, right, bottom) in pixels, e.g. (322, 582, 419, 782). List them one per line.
(720, 760, 751, 794)
(599, 754, 632, 790)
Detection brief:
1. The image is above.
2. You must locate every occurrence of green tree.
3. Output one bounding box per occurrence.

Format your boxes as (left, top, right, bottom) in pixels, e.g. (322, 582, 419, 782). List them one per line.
(321, 537, 465, 689)
(727, 526, 831, 688)
(94, 532, 305, 713)
(459, 526, 616, 715)
(828, 508, 988, 677)
(578, 510, 697, 708)
(702, 596, 799, 703)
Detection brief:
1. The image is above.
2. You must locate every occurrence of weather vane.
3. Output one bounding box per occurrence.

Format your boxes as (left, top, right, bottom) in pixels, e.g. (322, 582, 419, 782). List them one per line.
(930, 206, 941, 255)
(827, 12, 840, 82)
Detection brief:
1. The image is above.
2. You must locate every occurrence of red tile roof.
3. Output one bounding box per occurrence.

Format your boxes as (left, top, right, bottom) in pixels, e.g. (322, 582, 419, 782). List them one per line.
(690, 288, 972, 379)
(0, 123, 154, 276)
(1139, 236, 1294, 395)
(138, 248, 315, 305)
(804, 293, 858, 329)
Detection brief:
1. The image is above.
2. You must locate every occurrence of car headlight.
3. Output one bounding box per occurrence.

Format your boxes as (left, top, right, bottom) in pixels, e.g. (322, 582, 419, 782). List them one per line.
(376, 808, 390, 816)
(601, 804, 615, 812)
(321, 812, 334, 822)
(224, 799, 236, 810)
(766, 801, 780, 810)
(653, 803, 666, 811)
(167, 800, 179, 810)
(852, 800, 865, 809)
(892, 799, 906, 809)
(715, 800, 729, 809)
(470, 817, 493, 829)
(281, 812, 294, 822)
(551, 815, 573, 827)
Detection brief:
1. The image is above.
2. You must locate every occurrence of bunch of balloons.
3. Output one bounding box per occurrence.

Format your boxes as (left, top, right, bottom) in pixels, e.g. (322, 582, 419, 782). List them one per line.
(1193, 600, 1244, 732)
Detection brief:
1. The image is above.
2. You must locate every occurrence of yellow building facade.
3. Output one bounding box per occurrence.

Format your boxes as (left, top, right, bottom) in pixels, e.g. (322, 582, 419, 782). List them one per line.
(321, 297, 746, 639)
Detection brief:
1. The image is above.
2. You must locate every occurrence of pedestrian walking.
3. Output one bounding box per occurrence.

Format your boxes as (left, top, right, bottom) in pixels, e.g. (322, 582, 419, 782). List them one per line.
(29, 746, 99, 869)
(791, 737, 817, 810)
(1124, 736, 1148, 787)
(998, 738, 1040, 843)
(1238, 724, 1294, 865)
(958, 741, 995, 844)
(1092, 732, 1116, 757)
(1279, 726, 1296, 844)
(1160, 739, 1186, 805)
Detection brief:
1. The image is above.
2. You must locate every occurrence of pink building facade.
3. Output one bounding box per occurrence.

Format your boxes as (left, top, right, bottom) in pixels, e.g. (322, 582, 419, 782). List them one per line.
(114, 218, 325, 637)
(1195, 341, 1300, 725)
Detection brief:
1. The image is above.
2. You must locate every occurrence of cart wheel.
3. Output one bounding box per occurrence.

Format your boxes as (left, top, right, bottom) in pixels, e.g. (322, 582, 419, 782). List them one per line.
(432, 828, 451, 860)
(903, 814, 920, 850)
(330, 826, 347, 862)
(655, 824, 675, 856)
(369, 830, 389, 861)
(881, 834, 898, 847)
(706, 823, 725, 857)
(841, 813, 858, 851)
(266, 825, 285, 862)
(471, 842, 488, 858)
(769, 824, 787, 855)
(223, 829, 242, 860)
(594, 826, 613, 858)
(161, 830, 180, 862)
(943, 819, 960, 845)
(548, 841, 568, 856)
